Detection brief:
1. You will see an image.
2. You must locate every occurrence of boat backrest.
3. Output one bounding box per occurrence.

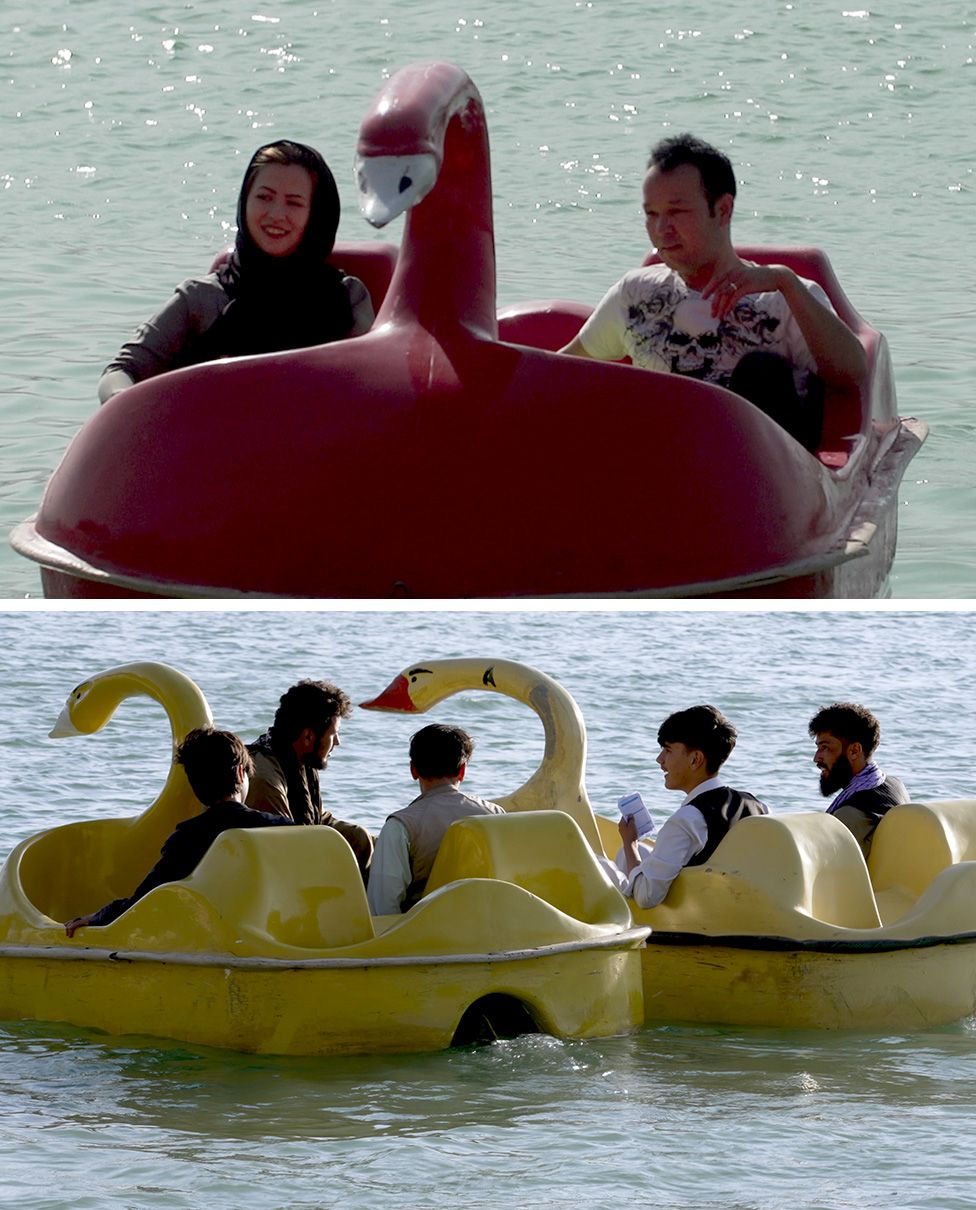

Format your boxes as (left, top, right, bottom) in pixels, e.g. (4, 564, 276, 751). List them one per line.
(497, 300, 596, 352)
(649, 811, 882, 934)
(182, 825, 374, 948)
(207, 239, 399, 316)
(869, 800, 976, 900)
(425, 810, 630, 927)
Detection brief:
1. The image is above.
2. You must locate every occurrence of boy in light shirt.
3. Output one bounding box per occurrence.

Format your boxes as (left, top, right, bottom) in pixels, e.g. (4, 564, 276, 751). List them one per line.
(610, 705, 767, 909)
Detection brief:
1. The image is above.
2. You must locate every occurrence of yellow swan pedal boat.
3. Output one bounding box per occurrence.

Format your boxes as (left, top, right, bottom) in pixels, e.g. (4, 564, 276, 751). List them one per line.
(366, 656, 976, 1031)
(0, 662, 646, 1056)
(593, 803, 976, 1031)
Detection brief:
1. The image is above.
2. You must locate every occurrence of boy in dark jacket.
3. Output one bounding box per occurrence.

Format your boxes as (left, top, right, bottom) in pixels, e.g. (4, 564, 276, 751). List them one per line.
(65, 727, 296, 937)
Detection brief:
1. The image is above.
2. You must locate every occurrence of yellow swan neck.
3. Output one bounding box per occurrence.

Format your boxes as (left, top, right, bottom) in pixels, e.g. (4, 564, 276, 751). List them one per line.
(54, 662, 213, 744)
(374, 658, 602, 854)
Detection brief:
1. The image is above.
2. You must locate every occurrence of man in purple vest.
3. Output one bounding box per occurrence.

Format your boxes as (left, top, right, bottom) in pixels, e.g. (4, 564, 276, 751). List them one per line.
(366, 724, 504, 916)
(809, 702, 909, 856)
(612, 704, 767, 909)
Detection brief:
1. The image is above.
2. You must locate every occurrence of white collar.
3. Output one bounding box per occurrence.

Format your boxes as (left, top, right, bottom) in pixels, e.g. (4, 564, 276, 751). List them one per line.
(683, 776, 725, 806)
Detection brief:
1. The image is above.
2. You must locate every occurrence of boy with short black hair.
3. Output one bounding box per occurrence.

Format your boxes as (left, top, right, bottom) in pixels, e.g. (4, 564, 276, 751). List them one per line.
(366, 724, 504, 916)
(612, 704, 767, 909)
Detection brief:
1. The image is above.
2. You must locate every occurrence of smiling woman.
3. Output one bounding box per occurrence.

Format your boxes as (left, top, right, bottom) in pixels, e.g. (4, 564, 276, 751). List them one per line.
(96, 140, 375, 404)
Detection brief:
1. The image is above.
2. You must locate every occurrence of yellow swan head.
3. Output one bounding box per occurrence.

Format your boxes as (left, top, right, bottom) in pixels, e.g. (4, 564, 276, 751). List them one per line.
(49, 662, 213, 742)
(360, 659, 506, 714)
(361, 657, 602, 852)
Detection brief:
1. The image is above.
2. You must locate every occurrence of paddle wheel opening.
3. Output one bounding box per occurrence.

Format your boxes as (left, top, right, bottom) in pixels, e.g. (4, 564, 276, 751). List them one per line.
(451, 994, 541, 1047)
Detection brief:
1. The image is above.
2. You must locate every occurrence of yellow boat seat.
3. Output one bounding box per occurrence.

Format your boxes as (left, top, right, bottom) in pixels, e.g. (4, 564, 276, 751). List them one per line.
(176, 825, 375, 950)
(868, 800, 976, 919)
(644, 811, 883, 938)
(424, 810, 631, 928)
(98, 825, 375, 954)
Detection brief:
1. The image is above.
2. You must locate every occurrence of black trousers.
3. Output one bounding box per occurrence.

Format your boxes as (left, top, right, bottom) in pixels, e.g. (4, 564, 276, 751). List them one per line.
(727, 350, 824, 451)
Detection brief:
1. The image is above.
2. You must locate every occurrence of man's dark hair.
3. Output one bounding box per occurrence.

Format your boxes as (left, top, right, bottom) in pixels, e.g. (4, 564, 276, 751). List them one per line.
(176, 727, 254, 805)
(657, 705, 737, 774)
(808, 703, 881, 759)
(647, 133, 737, 212)
(409, 724, 474, 780)
(270, 680, 352, 743)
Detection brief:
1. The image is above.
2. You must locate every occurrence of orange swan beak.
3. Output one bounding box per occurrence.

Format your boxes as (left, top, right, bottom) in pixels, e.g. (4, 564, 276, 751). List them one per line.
(360, 674, 417, 712)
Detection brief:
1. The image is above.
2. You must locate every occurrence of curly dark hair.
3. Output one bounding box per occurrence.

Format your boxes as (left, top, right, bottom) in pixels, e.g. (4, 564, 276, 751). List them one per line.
(270, 680, 353, 744)
(808, 703, 881, 759)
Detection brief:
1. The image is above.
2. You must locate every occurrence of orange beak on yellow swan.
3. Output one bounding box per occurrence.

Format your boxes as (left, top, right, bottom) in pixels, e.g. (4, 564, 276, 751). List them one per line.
(360, 674, 418, 712)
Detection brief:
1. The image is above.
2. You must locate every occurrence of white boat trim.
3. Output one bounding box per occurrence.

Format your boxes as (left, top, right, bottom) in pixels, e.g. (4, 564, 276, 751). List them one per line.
(0, 927, 650, 970)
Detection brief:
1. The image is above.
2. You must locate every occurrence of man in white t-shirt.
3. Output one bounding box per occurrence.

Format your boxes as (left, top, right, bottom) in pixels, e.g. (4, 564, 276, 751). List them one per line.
(606, 705, 767, 910)
(560, 134, 866, 448)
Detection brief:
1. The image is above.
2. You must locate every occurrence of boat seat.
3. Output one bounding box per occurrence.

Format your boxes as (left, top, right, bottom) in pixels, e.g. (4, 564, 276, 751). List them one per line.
(424, 810, 630, 927)
(647, 811, 882, 936)
(869, 800, 976, 903)
(497, 300, 595, 352)
(179, 825, 374, 948)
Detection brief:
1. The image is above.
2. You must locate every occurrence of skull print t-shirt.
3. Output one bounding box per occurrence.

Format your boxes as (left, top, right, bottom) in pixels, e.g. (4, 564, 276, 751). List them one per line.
(576, 263, 832, 396)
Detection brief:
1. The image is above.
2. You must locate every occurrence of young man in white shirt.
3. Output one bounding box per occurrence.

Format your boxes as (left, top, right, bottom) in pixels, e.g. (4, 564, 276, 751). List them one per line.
(613, 704, 767, 909)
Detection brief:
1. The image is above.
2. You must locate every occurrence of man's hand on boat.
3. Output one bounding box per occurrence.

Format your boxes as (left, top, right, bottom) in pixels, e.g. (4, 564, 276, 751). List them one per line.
(64, 915, 94, 938)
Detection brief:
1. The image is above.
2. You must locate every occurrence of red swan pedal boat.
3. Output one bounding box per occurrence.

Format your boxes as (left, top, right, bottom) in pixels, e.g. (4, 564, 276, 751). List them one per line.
(10, 61, 926, 598)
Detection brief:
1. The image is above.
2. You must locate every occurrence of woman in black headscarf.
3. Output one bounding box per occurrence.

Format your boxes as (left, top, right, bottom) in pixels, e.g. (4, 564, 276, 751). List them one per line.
(97, 140, 373, 403)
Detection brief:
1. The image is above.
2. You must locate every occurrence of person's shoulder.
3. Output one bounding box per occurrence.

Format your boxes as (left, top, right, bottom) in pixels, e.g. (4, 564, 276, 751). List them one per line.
(173, 273, 225, 299)
(467, 792, 505, 815)
(728, 787, 769, 813)
(689, 786, 768, 815)
(619, 263, 673, 288)
(249, 743, 284, 779)
(170, 274, 228, 318)
(856, 775, 909, 806)
(207, 799, 292, 826)
(665, 799, 708, 826)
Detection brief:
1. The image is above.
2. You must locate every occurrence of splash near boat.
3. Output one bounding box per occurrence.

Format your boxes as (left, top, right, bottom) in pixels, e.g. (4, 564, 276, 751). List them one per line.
(9, 61, 925, 598)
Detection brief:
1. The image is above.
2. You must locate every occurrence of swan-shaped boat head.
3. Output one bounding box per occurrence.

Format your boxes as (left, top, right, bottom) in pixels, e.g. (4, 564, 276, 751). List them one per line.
(361, 657, 603, 853)
(50, 660, 212, 745)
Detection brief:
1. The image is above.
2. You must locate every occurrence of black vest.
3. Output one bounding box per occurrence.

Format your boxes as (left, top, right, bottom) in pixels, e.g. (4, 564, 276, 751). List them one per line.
(842, 775, 909, 823)
(686, 787, 768, 866)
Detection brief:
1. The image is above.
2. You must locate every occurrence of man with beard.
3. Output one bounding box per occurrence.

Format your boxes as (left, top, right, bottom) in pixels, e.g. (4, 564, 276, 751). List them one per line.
(809, 702, 910, 857)
(246, 679, 373, 880)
